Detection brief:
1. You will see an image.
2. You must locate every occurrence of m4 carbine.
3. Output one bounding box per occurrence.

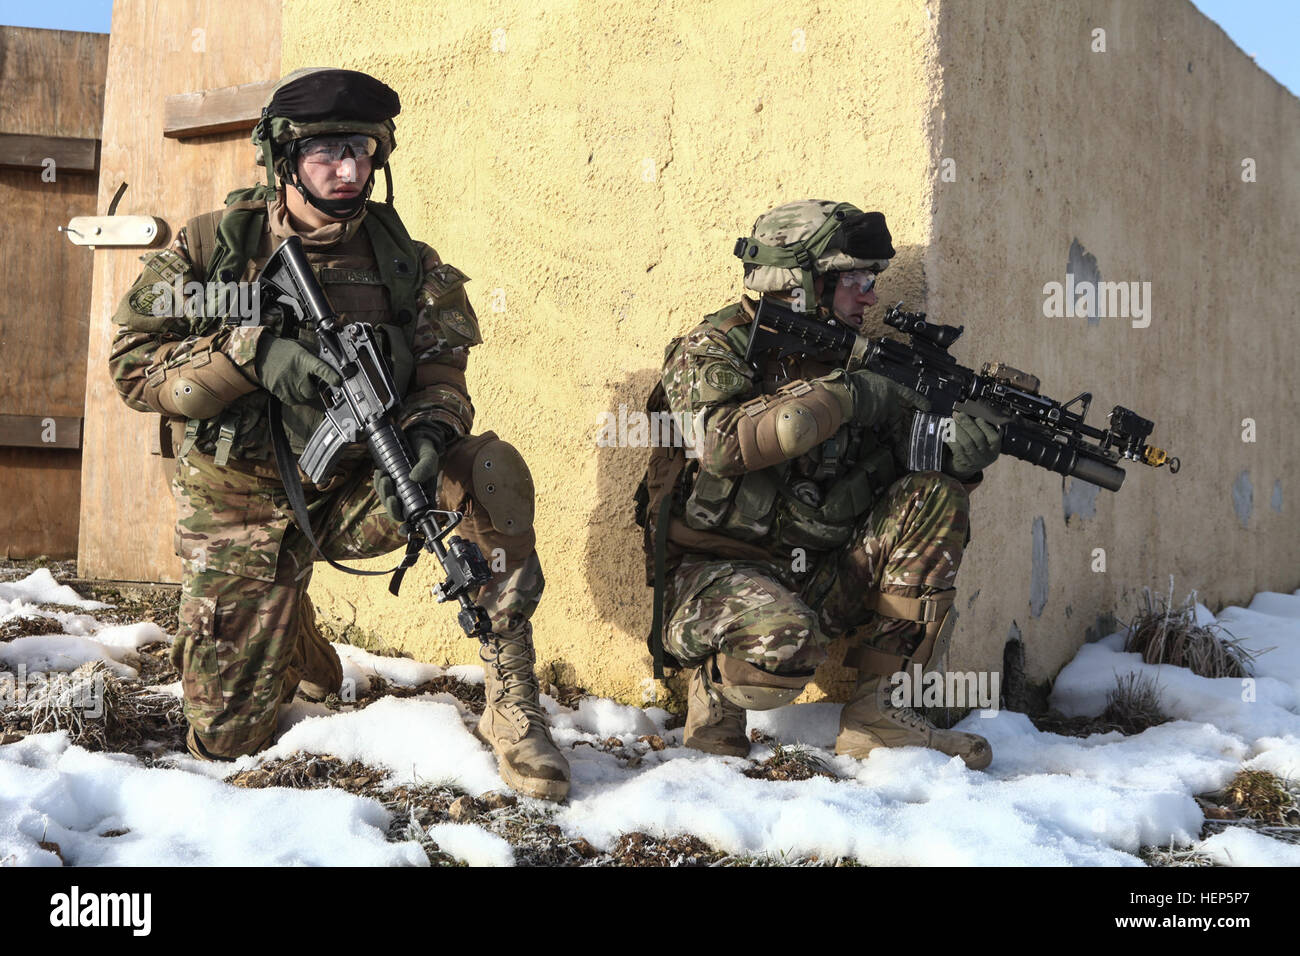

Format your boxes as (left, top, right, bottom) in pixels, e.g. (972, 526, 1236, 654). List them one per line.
(744, 297, 1179, 492)
(256, 235, 494, 641)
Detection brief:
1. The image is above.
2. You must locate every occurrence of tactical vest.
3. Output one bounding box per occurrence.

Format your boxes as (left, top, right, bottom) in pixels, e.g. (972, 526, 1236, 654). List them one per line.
(171, 185, 423, 464)
(634, 302, 900, 579)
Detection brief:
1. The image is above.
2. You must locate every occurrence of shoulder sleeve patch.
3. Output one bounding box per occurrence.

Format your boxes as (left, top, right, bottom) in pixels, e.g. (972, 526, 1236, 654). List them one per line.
(423, 262, 470, 300)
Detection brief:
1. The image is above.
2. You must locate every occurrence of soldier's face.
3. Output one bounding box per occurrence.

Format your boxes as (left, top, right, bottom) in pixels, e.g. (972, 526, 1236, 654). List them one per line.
(295, 148, 373, 212)
(831, 269, 878, 328)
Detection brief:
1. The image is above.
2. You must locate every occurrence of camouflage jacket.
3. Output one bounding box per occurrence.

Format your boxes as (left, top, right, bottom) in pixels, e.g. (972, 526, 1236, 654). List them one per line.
(658, 297, 970, 560)
(109, 198, 480, 464)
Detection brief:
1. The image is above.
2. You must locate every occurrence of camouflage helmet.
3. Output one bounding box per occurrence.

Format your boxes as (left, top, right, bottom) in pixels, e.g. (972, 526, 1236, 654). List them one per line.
(251, 67, 401, 214)
(735, 200, 895, 310)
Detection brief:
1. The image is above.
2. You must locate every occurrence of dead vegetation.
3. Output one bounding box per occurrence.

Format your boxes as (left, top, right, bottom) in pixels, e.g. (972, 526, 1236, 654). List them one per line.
(1033, 671, 1171, 738)
(744, 739, 836, 781)
(0, 660, 185, 759)
(1220, 769, 1299, 826)
(1123, 581, 1259, 678)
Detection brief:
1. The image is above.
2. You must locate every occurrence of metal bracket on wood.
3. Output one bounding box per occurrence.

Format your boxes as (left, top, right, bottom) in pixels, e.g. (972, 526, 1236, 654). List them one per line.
(59, 181, 169, 248)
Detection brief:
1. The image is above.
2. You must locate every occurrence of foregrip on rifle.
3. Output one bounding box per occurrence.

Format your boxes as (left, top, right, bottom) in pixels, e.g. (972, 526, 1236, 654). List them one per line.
(366, 418, 429, 517)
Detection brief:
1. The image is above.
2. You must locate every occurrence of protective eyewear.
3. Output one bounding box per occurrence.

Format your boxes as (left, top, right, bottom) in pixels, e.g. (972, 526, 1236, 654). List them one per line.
(837, 269, 878, 295)
(297, 134, 379, 163)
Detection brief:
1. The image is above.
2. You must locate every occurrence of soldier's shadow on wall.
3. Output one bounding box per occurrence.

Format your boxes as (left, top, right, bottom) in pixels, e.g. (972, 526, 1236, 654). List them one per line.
(583, 368, 858, 707)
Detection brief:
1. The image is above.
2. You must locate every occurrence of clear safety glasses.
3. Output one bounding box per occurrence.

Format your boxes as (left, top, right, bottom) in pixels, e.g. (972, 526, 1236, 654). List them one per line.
(297, 134, 379, 164)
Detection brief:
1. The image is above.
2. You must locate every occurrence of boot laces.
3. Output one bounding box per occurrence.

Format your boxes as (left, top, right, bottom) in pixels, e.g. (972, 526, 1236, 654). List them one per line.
(481, 633, 547, 727)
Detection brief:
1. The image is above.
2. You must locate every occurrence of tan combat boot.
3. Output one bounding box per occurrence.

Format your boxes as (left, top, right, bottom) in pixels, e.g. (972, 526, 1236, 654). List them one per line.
(835, 672, 992, 770)
(683, 661, 749, 757)
(836, 588, 992, 771)
(476, 630, 571, 801)
(684, 654, 811, 757)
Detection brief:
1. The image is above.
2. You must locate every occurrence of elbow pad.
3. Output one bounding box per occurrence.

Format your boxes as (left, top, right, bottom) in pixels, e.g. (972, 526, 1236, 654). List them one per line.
(144, 347, 257, 419)
(734, 379, 852, 470)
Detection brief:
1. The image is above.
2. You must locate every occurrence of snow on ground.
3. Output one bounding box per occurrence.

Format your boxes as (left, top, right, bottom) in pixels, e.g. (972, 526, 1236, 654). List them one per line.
(1, 567, 1298, 866)
(425, 822, 515, 867)
(0, 733, 423, 866)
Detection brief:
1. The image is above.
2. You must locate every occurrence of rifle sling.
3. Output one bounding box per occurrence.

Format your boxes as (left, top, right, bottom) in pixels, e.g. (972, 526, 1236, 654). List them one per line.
(649, 489, 674, 680)
(268, 397, 420, 592)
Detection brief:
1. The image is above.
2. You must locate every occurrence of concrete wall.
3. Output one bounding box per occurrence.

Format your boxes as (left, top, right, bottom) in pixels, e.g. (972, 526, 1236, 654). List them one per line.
(928, 0, 1300, 682)
(278, 0, 1298, 702)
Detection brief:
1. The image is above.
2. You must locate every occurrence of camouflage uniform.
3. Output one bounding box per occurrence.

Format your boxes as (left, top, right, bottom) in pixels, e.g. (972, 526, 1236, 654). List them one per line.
(641, 199, 996, 768)
(110, 212, 542, 760)
(107, 71, 566, 799)
(658, 305, 975, 678)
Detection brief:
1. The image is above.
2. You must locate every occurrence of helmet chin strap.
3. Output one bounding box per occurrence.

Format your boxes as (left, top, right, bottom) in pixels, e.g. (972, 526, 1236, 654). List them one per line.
(287, 165, 375, 221)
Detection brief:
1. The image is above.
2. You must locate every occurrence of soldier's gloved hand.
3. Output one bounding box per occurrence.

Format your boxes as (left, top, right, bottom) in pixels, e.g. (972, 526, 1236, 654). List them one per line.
(945, 411, 1001, 479)
(253, 337, 342, 406)
(843, 368, 931, 425)
(374, 427, 443, 523)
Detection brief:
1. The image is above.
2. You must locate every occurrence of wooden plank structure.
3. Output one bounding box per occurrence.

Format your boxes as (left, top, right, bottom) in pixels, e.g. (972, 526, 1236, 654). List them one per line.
(78, 0, 280, 582)
(163, 80, 276, 138)
(0, 133, 100, 172)
(0, 27, 109, 558)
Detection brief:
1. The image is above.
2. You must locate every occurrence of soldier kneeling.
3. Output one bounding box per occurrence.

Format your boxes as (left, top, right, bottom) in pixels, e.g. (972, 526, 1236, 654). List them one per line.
(637, 200, 1002, 770)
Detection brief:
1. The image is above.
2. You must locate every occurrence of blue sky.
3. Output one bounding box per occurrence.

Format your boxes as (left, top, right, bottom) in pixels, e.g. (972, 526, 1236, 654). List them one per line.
(0, 0, 1296, 99)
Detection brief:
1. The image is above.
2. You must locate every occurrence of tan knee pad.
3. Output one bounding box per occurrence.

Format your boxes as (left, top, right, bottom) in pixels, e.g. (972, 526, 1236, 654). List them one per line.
(471, 437, 535, 538)
(440, 433, 537, 562)
(712, 654, 811, 710)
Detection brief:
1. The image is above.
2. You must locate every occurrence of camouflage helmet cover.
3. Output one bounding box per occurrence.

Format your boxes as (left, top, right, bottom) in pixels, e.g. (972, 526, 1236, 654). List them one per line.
(737, 199, 895, 302)
(252, 67, 400, 183)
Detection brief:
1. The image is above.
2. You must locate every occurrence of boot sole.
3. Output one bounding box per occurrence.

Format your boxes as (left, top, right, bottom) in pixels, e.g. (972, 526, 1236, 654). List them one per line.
(835, 738, 992, 771)
(473, 726, 570, 802)
(682, 733, 750, 758)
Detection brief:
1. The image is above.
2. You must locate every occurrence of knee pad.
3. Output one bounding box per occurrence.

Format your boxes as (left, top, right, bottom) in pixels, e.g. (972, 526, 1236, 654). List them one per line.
(471, 437, 535, 537)
(712, 653, 811, 711)
(439, 433, 537, 568)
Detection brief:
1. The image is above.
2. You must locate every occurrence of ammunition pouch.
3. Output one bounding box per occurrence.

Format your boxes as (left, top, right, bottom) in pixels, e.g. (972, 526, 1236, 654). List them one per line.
(773, 444, 895, 551)
(683, 466, 782, 543)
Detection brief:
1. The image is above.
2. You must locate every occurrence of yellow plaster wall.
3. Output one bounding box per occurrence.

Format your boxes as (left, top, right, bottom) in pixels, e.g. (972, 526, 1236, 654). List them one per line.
(285, 0, 1299, 705)
(284, 0, 942, 704)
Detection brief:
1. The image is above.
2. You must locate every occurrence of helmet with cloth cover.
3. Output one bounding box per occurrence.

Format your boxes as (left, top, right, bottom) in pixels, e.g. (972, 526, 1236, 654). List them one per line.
(251, 67, 401, 219)
(735, 199, 895, 313)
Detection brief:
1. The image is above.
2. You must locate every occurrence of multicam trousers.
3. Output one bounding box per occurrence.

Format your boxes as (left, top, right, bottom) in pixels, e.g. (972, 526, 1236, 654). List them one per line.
(662, 471, 971, 676)
(171, 431, 542, 759)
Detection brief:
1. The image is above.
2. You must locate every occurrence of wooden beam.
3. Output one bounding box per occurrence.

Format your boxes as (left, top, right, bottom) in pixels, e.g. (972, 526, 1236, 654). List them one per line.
(0, 132, 98, 172)
(163, 80, 276, 139)
(0, 414, 83, 450)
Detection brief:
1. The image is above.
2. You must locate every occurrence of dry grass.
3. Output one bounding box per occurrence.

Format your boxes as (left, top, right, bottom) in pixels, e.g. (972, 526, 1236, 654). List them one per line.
(744, 742, 836, 781)
(1033, 671, 1170, 738)
(0, 660, 185, 758)
(1123, 579, 1259, 678)
(1223, 769, 1298, 825)
(1101, 672, 1169, 735)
